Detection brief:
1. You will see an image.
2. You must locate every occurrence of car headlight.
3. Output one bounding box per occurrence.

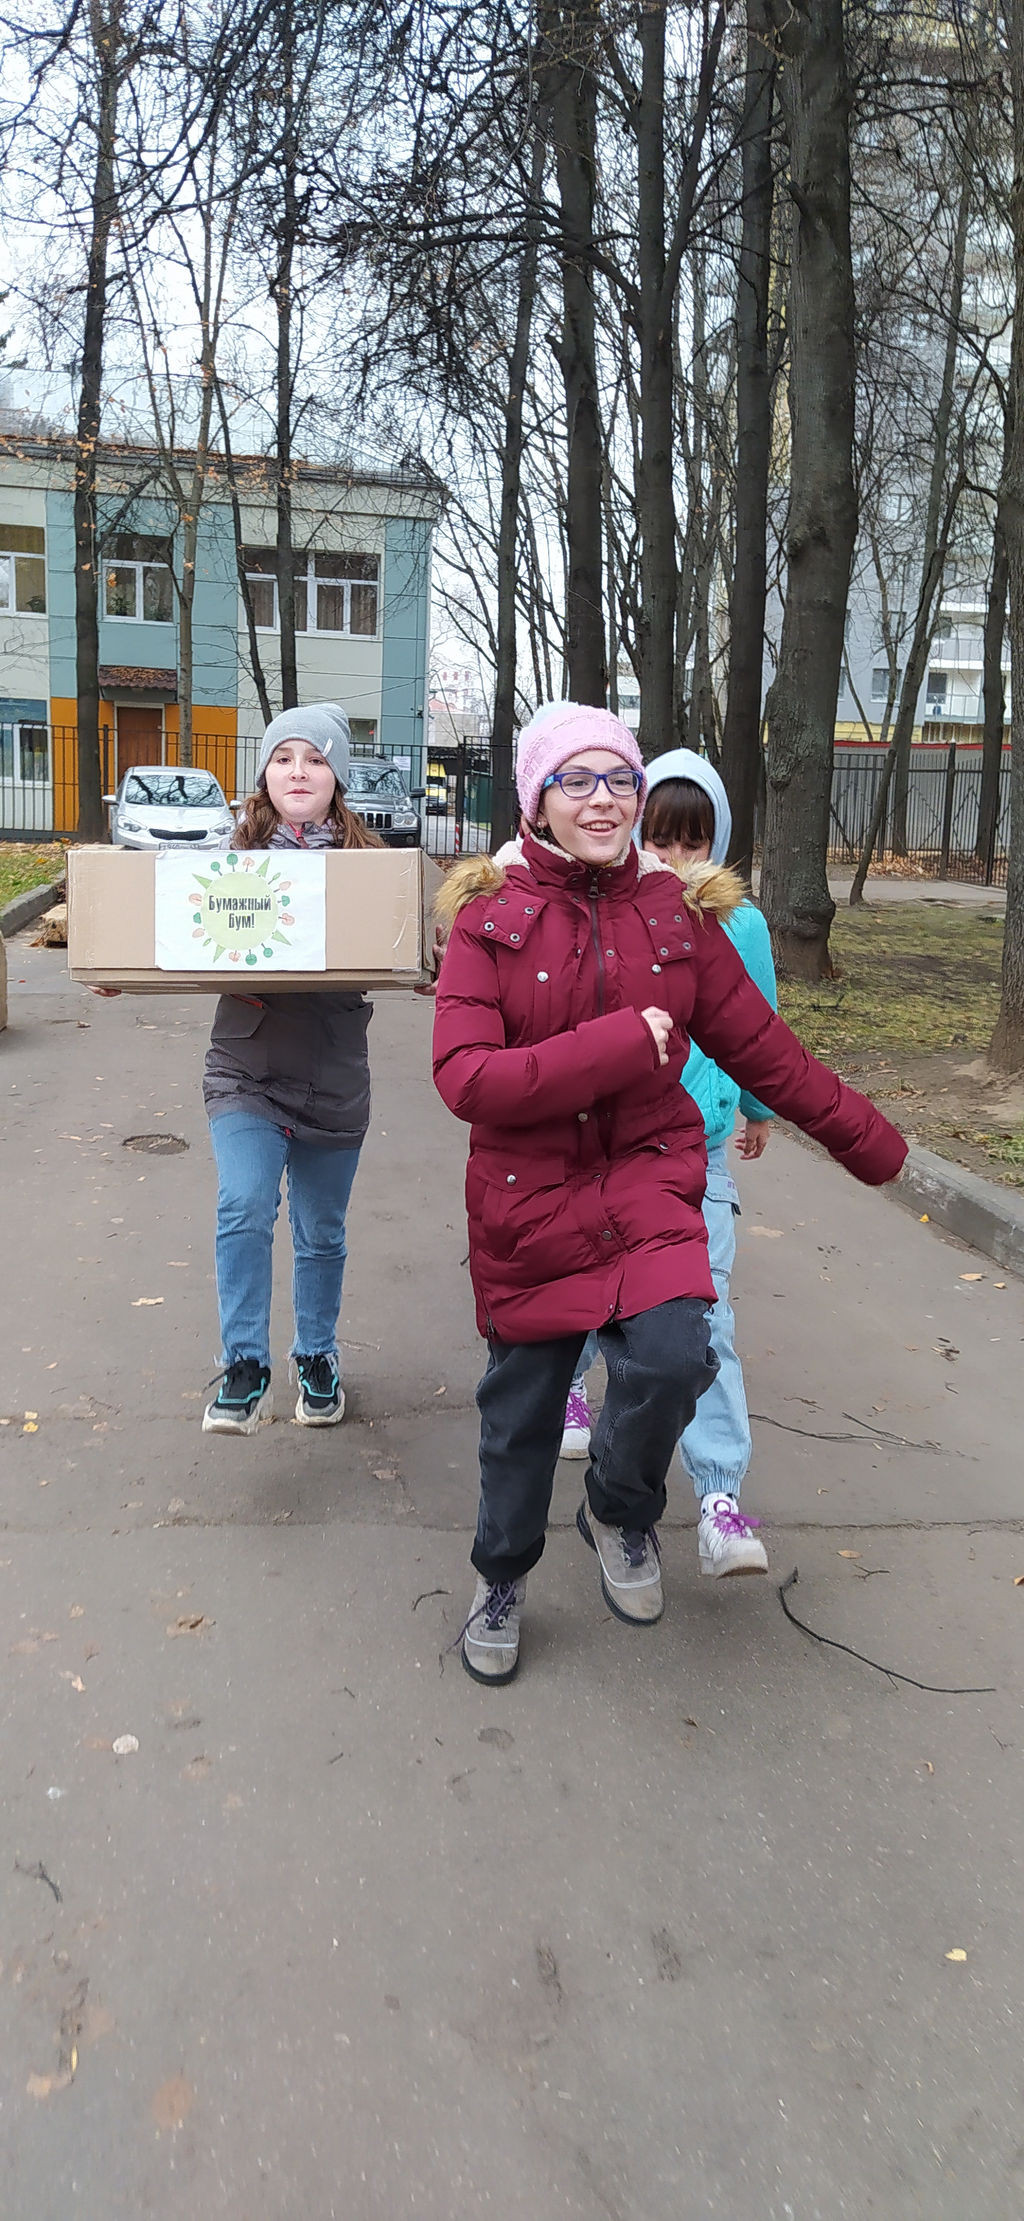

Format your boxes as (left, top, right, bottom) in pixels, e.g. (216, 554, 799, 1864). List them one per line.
(121, 817, 142, 833)
(392, 810, 418, 828)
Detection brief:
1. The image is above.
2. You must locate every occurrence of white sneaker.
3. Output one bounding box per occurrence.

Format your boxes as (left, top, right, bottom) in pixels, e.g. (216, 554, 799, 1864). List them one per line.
(560, 1381, 591, 1460)
(697, 1494, 768, 1577)
(460, 1575, 527, 1684)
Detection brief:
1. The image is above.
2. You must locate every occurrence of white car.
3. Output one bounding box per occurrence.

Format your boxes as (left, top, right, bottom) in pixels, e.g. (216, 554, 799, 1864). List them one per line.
(106, 767, 236, 851)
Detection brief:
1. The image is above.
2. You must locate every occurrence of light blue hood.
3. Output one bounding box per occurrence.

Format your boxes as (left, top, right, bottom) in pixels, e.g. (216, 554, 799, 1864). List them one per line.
(639, 747, 775, 1148)
(640, 748, 732, 864)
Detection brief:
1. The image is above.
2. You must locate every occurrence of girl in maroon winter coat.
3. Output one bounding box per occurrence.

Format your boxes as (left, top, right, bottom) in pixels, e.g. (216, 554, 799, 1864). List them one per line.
(433, 705, 907, 1685)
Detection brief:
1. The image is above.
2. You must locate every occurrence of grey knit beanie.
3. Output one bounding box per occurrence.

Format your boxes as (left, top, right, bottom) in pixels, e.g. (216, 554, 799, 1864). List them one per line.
(255, 703, 351, 792)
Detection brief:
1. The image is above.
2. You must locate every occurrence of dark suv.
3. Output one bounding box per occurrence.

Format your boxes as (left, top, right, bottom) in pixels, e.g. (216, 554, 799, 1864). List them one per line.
(345, 757, 423, 847)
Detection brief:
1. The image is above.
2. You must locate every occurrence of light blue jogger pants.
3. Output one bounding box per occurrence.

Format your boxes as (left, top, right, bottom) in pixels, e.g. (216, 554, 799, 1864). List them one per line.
(576, 1147, 751, 1501)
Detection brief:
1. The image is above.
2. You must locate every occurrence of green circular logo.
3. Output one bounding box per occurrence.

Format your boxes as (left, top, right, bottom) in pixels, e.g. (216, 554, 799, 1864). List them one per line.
(188, 858, 296, 966)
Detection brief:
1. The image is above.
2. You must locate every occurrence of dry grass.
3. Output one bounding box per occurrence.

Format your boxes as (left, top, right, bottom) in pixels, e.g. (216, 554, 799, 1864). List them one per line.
(777, 903, 1024, 1189)
(776, 903, 1004, 1060)
(0, 842, 67, 911)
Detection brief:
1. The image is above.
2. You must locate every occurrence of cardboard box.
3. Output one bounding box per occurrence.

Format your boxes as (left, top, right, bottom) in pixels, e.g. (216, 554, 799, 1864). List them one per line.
(67, 845, 445, 992)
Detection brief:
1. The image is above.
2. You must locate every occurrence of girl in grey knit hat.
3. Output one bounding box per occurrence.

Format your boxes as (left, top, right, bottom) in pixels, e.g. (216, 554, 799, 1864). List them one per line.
(202, 706, 382, 1434)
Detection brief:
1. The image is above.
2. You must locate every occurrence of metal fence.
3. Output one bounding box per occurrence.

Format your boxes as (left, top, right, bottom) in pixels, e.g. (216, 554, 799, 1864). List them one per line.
(0, 724, 239, 841)
(827, 746, 1011, 886)
(0, 721, 1012, 887)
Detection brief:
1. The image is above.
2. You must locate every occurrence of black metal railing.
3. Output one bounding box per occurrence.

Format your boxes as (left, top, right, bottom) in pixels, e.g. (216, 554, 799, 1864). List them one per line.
(1, 721, 1011, 886)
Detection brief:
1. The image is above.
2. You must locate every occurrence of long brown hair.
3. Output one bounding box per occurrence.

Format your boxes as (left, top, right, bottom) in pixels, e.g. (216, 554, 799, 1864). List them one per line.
(232, 786, 384, 850)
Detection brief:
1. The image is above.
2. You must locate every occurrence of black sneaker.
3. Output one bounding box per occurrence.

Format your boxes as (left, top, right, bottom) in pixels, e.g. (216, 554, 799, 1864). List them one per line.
(292, 1353, 346, 1427)
(202, 1360, 272, 1435)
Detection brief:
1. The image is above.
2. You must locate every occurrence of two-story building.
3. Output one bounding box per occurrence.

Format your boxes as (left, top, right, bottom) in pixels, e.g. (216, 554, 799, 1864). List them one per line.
(0, 436, 442, 833)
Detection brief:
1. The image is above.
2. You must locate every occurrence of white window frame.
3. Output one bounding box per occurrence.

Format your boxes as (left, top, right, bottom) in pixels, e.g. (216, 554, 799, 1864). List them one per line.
(245, 570, 279, 632)
(103, 558, 174, 625)
(0, 529, 47, 616)
(297, 552, 380, 639)
(925, 670, 948, 711)
(0, 718, 50, 785)
(239, 548, 381, 638)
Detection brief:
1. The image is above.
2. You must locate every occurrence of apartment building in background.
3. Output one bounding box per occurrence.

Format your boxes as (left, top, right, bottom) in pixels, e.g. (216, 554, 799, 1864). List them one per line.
(0, 435, 442, 832)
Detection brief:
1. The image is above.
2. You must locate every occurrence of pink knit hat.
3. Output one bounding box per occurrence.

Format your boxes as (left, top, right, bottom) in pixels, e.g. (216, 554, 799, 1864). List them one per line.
(515, 702, 647, 826)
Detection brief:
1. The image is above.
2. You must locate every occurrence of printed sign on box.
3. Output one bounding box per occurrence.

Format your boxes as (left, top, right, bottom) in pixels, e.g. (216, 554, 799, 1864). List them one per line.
(154, 851, 327, 972)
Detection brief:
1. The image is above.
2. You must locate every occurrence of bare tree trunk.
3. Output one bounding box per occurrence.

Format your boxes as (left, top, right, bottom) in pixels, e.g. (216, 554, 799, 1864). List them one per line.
(215, 373, 273, 728)
(720, 0, 774, 877)
(273, 15, 299, 711)
(74, 0, 120, 841)
(491, 133, 544, 846)
(635, 0, 675, 751)
(538, 1, 606, 704)
(889, 172, 971, 853)
(978, 457, 1010, 871)
(760, 0, 856, 978)
(990, 0, 1024, 1073)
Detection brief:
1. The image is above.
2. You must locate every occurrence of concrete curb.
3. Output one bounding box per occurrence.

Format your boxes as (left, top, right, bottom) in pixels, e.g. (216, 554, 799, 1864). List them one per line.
(0, 878, 65, 938)
(895, 1144, 1024, 1280)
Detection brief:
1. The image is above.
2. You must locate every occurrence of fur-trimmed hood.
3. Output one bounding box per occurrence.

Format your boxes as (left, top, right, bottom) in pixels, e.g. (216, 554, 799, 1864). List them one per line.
(435, 834, 746, 929)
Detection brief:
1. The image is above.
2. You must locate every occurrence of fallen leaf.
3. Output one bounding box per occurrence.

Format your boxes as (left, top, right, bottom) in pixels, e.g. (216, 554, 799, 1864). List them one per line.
(131, 1297, 164, 1307)
(945, 1948, 968, 1962)
(995, 1282, 1006, 1289)
(69, 1605, 84, 1619)
(22, 1422, 38, 1434)
(112, 1734, 139, 1756)
(1014, 1575, 1024, 1588)
(166, 1615, 212, 1637)
(748, 1226, 783, 1239)
(434, 1384, 447, 1395)
(921, 1760, 934, 1774)
(59, 1673, 86, 1693)
(959, 1272, 984, 1282)
(838, 1550, 861, 1560)
(151, 2075, 194, 2130)
(24, 1410, 38, 1420)
(919, 1213, 929, 1222)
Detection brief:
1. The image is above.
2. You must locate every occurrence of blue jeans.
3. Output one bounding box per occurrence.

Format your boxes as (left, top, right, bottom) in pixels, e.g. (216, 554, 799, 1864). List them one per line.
(576, 1146, 752, 1501)
(209, 1111, 361, 1367)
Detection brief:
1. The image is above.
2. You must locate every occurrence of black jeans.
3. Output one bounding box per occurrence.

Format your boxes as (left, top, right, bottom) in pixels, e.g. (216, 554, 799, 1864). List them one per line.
(472, 1298, 719, 1582)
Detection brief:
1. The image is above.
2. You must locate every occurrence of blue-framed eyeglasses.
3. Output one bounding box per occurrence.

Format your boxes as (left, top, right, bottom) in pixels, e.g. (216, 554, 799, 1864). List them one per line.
(542, 767, 642, 800)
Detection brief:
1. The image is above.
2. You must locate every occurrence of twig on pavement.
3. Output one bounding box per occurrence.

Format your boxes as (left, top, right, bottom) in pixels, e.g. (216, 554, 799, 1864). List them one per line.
(777, 1569, 996, 1694)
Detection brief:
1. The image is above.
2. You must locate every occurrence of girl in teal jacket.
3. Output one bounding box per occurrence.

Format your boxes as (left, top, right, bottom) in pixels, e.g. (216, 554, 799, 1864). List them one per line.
(561, 748, 775, 1577)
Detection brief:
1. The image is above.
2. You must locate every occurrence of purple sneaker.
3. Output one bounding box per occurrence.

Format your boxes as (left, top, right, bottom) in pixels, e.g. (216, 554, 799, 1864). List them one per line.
(560, 1381, 591, 1460)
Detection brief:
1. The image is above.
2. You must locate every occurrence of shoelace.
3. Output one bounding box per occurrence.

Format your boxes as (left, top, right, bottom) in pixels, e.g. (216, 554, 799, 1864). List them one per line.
(297, 1353, 337, 1398)
(206, 1361, 266, 1397)
(708, 1502, 760, 1539)
(448, 1579, 519, 1655)
(565, 1389, 590, 1428)
(620, 1527, 660, 1570)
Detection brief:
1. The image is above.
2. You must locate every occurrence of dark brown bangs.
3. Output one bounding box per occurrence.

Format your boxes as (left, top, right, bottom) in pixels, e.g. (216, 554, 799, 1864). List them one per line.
(641, 778, 716, 851)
